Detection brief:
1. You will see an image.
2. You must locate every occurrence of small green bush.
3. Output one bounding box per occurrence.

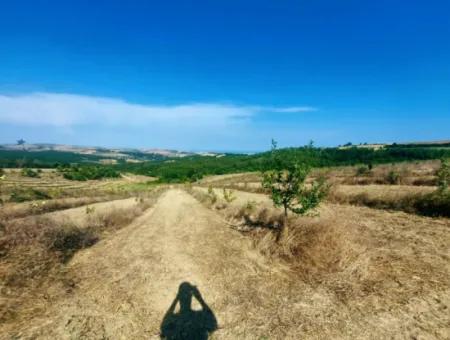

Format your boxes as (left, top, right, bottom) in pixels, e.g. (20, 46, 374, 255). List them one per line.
(223, 188, 236, 203)
(356, 165, 370, 176)
(9, 189, 51, 203)
(207, 185, 218, 204)
(386, 170, 401, 184)
(21, 168, 39, 178)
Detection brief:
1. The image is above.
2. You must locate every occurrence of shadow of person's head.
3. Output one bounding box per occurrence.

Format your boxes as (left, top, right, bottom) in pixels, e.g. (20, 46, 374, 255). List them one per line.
(160, 282, 217, 340)
(177, 282, 194, 312)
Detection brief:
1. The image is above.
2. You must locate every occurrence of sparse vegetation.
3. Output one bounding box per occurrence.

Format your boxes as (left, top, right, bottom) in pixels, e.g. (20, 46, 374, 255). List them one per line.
(436, 158, 449, 192)
(207, 185, 218, 204)
(356, 165, 370, 176)
(222, 188, 236, 203)
(21, 168, 39, 178)
(9, 188, 51, 202)
(386, 170, 401, 184)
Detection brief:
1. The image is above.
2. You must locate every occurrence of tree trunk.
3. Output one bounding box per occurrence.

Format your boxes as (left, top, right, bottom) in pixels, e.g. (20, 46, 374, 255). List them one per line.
(277, 204, 289, 243)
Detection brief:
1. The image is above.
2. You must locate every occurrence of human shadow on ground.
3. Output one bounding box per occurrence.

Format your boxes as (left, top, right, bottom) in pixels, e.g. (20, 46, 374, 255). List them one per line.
(160, 282, 217, 340)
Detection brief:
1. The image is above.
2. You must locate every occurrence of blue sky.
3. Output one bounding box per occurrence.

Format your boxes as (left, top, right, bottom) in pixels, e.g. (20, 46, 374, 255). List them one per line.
(0, 0, 449, 151)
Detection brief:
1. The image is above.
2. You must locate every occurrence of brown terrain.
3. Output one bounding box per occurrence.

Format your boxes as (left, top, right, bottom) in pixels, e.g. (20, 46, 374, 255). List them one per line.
(0, 161, 449, 339)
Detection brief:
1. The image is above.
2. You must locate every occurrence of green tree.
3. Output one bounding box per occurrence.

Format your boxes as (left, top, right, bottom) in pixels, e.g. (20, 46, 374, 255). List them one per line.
(261, 140, 328, 228)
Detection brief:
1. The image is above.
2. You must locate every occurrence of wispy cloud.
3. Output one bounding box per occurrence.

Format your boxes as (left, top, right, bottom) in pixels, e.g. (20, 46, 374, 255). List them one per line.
(0, 92, 317, 128)
(269, 106, 318, 113)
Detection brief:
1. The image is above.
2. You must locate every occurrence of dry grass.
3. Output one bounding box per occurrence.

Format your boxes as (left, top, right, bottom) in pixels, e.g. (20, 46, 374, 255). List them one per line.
(0, 187, 165, 326)
(188, 186, 450, 299)
(197, 160, 441, 191)
(327, 184, 450, 217)
(186, 187, 450, 338)
(0, 195, 121, 220)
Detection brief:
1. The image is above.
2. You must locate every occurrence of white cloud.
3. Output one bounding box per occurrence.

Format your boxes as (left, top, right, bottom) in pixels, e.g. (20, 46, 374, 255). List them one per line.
(0, 92, 316, 128)
(269, 106, 318, 113)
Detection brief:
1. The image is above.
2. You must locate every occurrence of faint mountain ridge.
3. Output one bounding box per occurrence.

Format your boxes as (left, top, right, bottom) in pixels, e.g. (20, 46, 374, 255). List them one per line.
(0, 143, 214, 162)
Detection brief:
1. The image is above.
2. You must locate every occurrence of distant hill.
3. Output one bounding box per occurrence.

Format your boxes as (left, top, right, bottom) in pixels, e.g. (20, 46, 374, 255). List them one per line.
(0, 143, 225, 167)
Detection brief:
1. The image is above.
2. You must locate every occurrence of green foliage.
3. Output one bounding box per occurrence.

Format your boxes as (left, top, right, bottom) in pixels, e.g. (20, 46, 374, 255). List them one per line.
(2, 144, 450, 184)
(386, 170, 401, 184)
(222, 188, 236, 203)
(9, 189, 51, 203)
(0, 168, 4, 177)
(436, 158, 450, 192)
(262, 142, 328, 218)
(59, 165, 120, 181)
(356, 165, 370, 176)
(207, 185, 218, 204)
(21, 167, 39, 178)
(115, 144, 450, 183)
(85, 206, 96, 214)
(414, 190, 450, 217)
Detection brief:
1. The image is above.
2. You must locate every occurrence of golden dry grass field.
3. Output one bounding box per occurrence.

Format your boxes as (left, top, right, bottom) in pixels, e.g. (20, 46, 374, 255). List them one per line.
(0, 161, 449, 339)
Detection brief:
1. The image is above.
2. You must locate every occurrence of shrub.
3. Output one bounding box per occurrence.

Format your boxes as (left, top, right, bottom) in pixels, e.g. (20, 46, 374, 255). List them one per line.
(223, 188, 236, 203)
(386, 170, 400, 184)
(437, 158, 449, 192)
(9, 189, 51, 202)
(414, 191, 450, 217)
(356, 165, 370, 176)
(21, 168, 39, 178)
(207, 185, 218, 204)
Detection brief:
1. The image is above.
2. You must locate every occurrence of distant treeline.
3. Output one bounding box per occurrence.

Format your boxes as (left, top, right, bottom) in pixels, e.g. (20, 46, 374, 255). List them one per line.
(0, 150, 105, 167)
(1, 146, 450, 182)
(116, 146, 450, 183)
(388, 142, 450, 148)
(58, 165, 121, 181)
(0, 150, 166, 168)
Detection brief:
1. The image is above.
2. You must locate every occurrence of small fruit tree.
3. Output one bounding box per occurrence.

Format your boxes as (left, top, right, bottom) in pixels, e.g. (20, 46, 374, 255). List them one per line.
(262, 140, 328, 227)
